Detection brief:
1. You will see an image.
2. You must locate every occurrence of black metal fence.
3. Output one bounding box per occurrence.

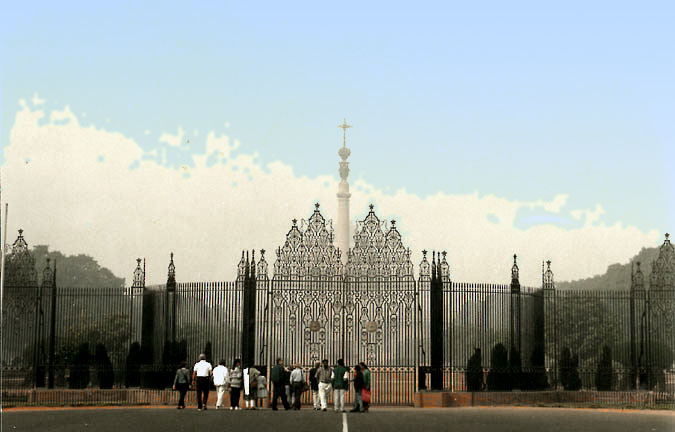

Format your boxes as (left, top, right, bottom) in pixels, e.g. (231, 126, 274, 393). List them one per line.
(2, 275, 673, 407)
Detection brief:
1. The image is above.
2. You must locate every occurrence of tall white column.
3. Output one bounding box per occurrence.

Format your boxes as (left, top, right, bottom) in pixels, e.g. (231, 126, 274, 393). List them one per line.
(336, 119, 352, 265)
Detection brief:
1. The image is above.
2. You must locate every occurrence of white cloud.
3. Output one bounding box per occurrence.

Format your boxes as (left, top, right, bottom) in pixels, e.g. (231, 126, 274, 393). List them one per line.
(159, 126, 185, 148)
(49, 105, 78, 125)
(31, 92, 46, 106)
(2, 102, 661, 287)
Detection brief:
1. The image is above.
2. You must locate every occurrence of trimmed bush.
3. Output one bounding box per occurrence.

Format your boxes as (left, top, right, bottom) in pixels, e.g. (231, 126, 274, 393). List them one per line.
(466, 348, 483, 391)
(487, 343, 510, 391)
(595, 345, 613, 391)
(95, 343, 115, 389)
(69, 343, 90, 389)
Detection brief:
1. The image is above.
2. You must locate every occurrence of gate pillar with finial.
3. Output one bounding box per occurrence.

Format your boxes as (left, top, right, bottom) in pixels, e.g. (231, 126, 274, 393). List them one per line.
(165, 253, 176, 343)
(242, 250, 257, 368)
(430, 251, 444, 390)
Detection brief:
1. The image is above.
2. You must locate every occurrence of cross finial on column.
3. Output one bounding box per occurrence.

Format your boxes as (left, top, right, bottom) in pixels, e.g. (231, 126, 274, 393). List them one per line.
(338, 118, 352, 148)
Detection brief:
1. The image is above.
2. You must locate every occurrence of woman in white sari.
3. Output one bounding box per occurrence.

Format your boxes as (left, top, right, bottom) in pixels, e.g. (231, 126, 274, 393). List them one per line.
(243, 364, 261, 410)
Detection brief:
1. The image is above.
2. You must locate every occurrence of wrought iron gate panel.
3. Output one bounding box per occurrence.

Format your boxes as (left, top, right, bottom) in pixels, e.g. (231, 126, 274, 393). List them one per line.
(269, 277, 344, 365)
(344, 277, 417, 367)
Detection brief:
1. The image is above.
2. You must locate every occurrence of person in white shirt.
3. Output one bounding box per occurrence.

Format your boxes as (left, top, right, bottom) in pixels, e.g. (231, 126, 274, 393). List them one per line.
(192, 353, 213, 411)
(212, 359, 229, 409)
(289, 363, 305, 410)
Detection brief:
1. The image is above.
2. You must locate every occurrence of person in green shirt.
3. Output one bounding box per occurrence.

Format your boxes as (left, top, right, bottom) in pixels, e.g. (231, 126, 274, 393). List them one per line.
(359, 362, 370, 412)
(331, 359, 349, 412)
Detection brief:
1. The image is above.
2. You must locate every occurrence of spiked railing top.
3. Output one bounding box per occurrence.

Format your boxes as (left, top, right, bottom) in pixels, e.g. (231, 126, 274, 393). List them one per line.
(132, 258, 145, 289)
(511, 254, 519, 284)
(419, 250, 430, 278)
(439, 251, 450, 280)
(543, 260, 554, 289)
(11, 229, 28, 254)
(167, 252, 176, 284)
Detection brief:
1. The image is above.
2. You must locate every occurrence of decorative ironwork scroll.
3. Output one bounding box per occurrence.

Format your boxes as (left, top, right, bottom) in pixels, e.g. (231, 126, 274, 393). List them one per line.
(268, 203, 418, 367)
(649, 234, 674, 331)
(649, 233, 674, 291)
(346, 204, 414, 278)
(273, 203, 342, 278)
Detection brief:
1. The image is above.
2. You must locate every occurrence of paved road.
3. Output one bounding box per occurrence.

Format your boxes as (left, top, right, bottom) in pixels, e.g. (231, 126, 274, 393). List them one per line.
(2, 407, 673, 432)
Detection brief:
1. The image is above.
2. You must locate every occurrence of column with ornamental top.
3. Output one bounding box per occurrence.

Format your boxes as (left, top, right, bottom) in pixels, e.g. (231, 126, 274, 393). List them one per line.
(336, 119, 352, 265)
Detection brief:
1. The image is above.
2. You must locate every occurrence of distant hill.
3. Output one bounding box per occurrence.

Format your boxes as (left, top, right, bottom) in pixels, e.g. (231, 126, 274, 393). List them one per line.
(32, 245, 124, 288)
(557, 246, 661, 291)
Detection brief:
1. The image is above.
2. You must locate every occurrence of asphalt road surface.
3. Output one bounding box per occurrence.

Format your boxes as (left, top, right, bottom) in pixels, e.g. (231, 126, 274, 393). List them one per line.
(2, 407, 673, 432)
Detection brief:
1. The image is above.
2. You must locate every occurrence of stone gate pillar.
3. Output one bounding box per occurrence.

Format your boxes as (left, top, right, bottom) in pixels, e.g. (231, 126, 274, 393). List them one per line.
(430, 252, 444, 390)
(542, 260, 556, 388)
(241, 251, 257, 368)
(509, 254, 522, 388)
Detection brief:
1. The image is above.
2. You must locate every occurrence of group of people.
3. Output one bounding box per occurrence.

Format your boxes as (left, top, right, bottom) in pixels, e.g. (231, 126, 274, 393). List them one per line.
(173, 354, 371, 413)
(268, 358, 371, 413)
(173, 354, 267, 410)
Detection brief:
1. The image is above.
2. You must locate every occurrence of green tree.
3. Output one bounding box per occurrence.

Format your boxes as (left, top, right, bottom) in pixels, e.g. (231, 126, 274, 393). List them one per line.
(556, 247, 660, 292)
(32, 245, 124, 288)
(58, 313, 130, 365)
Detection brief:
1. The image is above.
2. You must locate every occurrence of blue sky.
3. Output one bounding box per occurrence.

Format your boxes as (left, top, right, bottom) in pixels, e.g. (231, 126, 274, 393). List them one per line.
(1, 1, 673, 239)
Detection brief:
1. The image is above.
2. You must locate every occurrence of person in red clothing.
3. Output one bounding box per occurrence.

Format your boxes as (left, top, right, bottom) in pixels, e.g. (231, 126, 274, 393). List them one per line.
(350, 365, 365, 413)
(359, 362, 370, 412)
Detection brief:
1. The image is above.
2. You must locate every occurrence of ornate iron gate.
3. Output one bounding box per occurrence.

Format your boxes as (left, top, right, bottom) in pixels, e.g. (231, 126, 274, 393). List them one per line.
(263, 204, 422, 404)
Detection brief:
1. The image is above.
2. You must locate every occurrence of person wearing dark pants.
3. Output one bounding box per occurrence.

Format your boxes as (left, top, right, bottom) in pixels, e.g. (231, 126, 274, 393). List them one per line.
(310, 361, 320, 410)
(350, 365, 365, 413)
(192, 353, 213, 411)
(359, 362, 371, 412)
(229, 359, 243, 410)
(270, 358, 290, 410)
(290, 363, 305, 410)
(173, 361, 191, 409)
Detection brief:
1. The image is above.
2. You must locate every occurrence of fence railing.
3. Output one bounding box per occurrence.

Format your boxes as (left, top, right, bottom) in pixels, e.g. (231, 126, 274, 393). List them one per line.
(2, 278, 673, 407)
